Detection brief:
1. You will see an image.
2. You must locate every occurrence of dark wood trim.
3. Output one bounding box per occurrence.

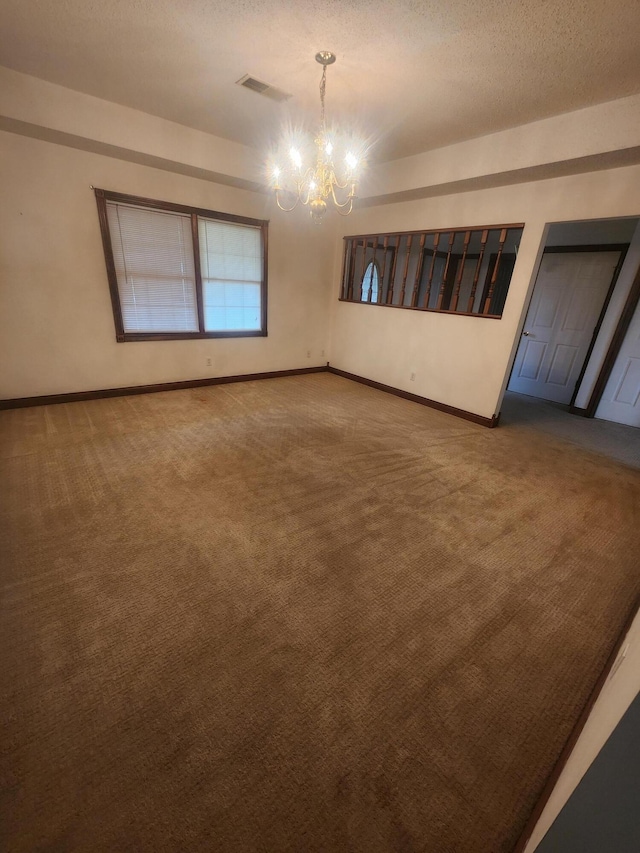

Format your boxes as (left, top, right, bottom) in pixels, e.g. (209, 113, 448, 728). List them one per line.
(191, 213, 205, 333)
(94, 188, 268, 341)
(94, 189, 126, 341)
(0, 367, 328, 410)
(512, 594, 640, 853)
(544, 243, 629, 254)
(339, 236, 349, 300)
(387, 236, 401, 304)
(583, 256, 640, 417)
(343, 222, 525, 241)
(569, 246, 628, 407)
(261, 221, 269, 337)
(347, 238, 357, 300)
(116, 330, 268, 342)
(568, 405, 588, 417)
(338, 298, 502, 320)
(327, 366, 499, 427)
(95, 188, 268, 228)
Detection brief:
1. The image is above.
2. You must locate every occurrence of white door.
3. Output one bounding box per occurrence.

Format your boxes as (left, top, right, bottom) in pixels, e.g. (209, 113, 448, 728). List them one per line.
(595, 297, 640, 426)
(509, 252, 620, 404)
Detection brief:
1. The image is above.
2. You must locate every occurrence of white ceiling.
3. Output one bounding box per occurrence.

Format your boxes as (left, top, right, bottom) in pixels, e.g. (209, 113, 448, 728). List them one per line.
(2, 0, 640, 162)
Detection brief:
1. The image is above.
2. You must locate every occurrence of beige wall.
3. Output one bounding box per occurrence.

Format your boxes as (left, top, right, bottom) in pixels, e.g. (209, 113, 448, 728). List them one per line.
(2, 66, 640, 415)
(367, 93, 640, 201)
(0, 131, 333, 399)
(329, 166, 640, 419)
(0, 66, 257, 188)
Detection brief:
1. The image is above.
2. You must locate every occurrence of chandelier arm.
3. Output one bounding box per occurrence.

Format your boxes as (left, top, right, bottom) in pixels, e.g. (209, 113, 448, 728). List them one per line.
(274, 190, 300, 212)
(330, 172, 351, 191)
(335, 198, 354, 216)
(329, 180, 355, 208)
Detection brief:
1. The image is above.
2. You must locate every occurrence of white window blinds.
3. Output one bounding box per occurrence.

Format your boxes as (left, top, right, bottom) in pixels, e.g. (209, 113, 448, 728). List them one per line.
(198, 218, 262, 332)
(107, 202, 198, 333)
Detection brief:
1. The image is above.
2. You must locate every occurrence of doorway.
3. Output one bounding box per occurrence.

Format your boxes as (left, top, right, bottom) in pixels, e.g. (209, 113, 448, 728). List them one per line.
(509, 249, 623, 404)
(507, 218, 640, 409)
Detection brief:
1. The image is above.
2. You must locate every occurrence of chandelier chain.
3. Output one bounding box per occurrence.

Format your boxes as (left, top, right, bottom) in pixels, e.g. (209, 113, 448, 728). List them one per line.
(320, 65, 327, 131)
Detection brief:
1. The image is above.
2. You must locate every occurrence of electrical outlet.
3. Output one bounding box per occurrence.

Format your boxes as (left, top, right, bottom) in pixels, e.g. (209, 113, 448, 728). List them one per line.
(206, 357, 212, 367)
(410, 371, 416, 381)
(321, 349, 325, 357)
(306, 350, 311, 358)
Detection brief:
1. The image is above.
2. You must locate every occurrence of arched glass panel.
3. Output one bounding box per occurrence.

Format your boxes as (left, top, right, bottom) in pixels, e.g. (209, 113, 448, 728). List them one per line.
(361, 261, 379, 303)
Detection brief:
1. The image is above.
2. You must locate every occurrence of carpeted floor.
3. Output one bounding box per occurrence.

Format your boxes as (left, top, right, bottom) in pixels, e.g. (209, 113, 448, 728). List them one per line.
(501, 390, 640, 469)
(1, 373, 639, 853)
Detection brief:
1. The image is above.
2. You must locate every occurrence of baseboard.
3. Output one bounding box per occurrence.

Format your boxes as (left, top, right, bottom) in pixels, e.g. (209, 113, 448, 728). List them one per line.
(569, 405, 589, 417)
(327, 366, 499, 428)
(0, 366, 329, 410)
(2, 365, 499, 427)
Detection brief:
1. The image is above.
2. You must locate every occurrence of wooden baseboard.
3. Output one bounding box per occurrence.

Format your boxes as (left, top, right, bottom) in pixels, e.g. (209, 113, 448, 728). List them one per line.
(2, 365, 499, 429)
(511, 593, 640, 853)
(327, 366, 499, 428)
(0, 366, 328, 410)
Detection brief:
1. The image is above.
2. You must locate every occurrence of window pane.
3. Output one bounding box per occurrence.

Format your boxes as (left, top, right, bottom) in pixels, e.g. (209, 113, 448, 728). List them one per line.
(203, 281, 261, 331)
(361, 261, 379, 302)
(199, 218, 262, 331)
(106, 202, 198, 333)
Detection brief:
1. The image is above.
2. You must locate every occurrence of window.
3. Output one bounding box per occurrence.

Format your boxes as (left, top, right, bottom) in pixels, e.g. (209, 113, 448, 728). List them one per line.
(361, 261, 380, 303)
(95, 189, 268, 340)
(341, 224, 524, 318)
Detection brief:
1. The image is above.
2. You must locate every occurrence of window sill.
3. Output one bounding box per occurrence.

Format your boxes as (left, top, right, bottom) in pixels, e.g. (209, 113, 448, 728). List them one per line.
(116, 330, 268, 342)
(337, 298, 502, 319)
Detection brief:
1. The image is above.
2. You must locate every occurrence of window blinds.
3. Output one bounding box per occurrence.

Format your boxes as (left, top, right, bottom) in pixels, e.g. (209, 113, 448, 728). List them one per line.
(198, 218, 262, 332)
(107, 202, 198, 333)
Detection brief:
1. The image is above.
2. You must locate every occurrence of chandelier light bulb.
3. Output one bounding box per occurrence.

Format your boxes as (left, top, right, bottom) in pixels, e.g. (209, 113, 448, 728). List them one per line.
(325, 141, 333, 155)
(345, 152, 358, 171)
(289, 148, 302, 169)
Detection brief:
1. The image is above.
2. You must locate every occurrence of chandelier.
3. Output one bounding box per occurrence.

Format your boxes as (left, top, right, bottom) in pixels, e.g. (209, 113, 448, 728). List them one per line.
(271, 52, 361, 222)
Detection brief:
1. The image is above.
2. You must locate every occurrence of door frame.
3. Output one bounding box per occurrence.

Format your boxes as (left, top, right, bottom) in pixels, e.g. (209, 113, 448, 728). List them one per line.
(574, 257, 640, 417)
(506, 242, 629, 411)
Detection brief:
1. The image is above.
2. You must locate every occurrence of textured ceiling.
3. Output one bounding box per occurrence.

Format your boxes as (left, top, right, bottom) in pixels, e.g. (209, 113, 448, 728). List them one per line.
(2, 0, 640, 162)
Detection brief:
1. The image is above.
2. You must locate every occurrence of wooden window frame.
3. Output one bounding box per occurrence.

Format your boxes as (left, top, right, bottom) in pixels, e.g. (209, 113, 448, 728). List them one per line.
(339, 223, 524, 319)
(95, 188, 269, 342)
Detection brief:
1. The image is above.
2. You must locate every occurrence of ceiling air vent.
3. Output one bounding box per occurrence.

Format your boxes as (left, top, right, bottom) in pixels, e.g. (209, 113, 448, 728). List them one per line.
(236, 74, 292, 103)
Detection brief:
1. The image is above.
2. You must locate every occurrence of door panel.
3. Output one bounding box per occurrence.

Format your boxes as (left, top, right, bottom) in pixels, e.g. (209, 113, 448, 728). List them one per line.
(546, 345, 578, 387)
(615, 359, 640, 405)
(596, 298, 640, 426)
(509, 252, 619, 403)
(520, 340, 547, 380)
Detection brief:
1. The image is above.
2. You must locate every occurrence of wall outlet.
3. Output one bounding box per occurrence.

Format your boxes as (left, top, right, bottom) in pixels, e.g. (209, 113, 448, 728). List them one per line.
(410, 371, 416, 381)
(321, 349, 325, 357)
(206, 357, 212, 367)
(307, 350, 311, 358)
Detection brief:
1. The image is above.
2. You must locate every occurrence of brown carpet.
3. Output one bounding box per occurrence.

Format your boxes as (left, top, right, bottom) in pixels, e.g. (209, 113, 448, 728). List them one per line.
(1, 373, 638, 853)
